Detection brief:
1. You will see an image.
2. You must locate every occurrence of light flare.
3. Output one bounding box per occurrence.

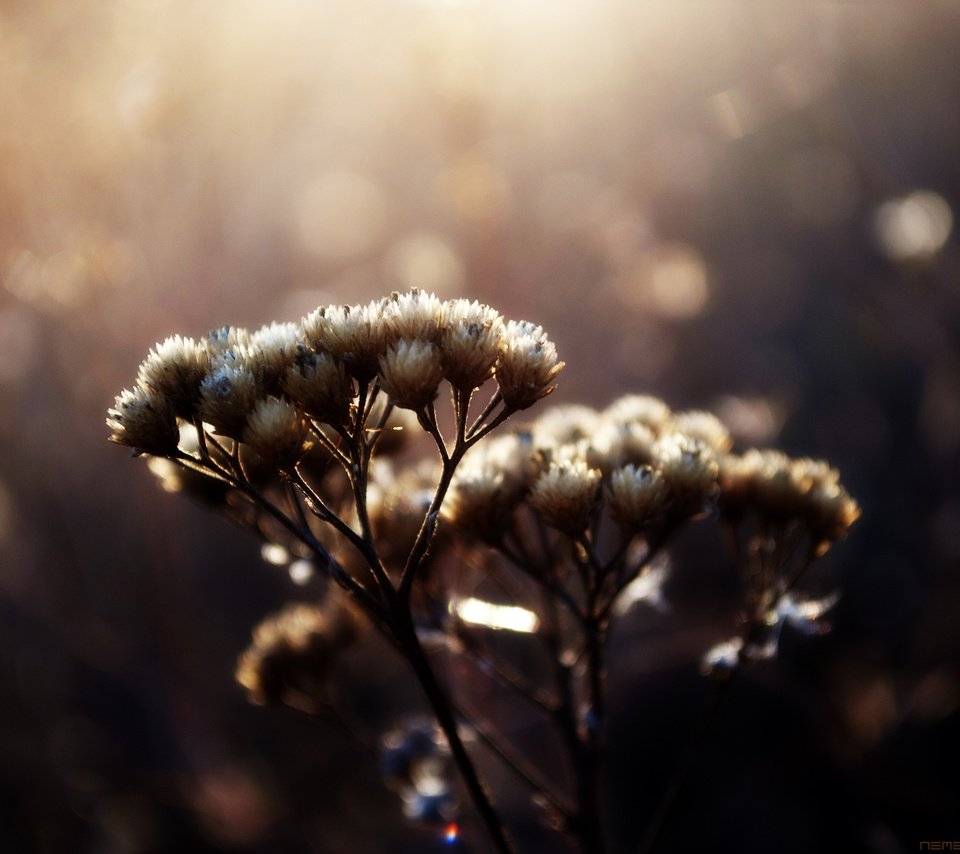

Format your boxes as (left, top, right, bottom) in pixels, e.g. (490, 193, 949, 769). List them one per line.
(453, 598, 539, 633)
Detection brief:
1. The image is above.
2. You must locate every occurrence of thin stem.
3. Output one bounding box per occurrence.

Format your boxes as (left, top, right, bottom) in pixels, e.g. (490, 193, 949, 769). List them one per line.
(455, 632, 559, 717)
(307, 419, 352, 470)
(288, 468, 395, 606)
(466, 389, 503, 440)
(396, 613, 516, 854)
(452, 700, 575, 822)
(496, 536, 584, 621)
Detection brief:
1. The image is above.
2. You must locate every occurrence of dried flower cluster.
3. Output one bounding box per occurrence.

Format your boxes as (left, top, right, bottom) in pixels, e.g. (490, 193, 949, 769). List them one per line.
(108, 289, 562, 464)
(107, 291, 858, 854)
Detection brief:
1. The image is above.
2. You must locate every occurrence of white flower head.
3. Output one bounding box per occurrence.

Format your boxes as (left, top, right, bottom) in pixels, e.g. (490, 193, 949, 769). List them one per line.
(378, 339, 445, 410)
(529, 456, 602, 535)
(106, 386, 179, 455)
(136, 335, 208, 419)
(243, 396, 309, 466)
(495, 320, 564, 411)
(438, 299, 504, 391)
(608, 464, 669, 530)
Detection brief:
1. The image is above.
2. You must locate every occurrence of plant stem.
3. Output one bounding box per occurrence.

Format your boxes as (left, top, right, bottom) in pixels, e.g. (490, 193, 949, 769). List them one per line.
(395, 612, 516, 854)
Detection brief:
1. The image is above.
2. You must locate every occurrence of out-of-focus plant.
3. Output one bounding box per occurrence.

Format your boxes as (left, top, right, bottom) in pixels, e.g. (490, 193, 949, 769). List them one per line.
(107, 289, 859, 853)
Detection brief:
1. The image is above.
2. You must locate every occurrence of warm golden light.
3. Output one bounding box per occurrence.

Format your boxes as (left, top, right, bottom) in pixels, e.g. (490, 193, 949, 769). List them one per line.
(454, 598, 539, 633)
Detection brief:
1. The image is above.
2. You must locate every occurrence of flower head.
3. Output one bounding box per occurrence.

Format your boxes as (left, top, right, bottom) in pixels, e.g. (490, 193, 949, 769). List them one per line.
(608, 464, 669, 530)
(670, 410, 732, 454)
(236, 599, 361, 708)
(378, 339, 445, 410)
(199, 358, 259, 439)
(384, 288, 444, 343)
(136, 335, 208, 419)
(654, 433, 719, 515)
(106, 386, 179, 455)
(529, 456, 602, 535)
(438, 299, 504, 391)
(302, 301, 386, 383)
(283, 347, 354, 426)
(243, 396, 309, 466)
(602, 394, 672, 434)
(495, 321, 564, 410)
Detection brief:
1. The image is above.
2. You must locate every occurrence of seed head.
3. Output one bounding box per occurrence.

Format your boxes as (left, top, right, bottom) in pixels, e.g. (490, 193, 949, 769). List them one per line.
(243, 396, 309, 466)
(496, 320, 564, 410)
(654, 433, 719, 514)
(136, 335, 208, 419)
(608, 464, 669, 530)
(602, 394, 672, 434)
(302, 301, 386, 383)
(384, 288, 444, 343)
(236, 600, 361, 708)
(531, 404, 601, 448)
(204, 325, 252, 355)
(806, 471, 861, 555)
(244, 322, 302, 395)
(106, 386, 179, 455)
(586, 419, 657, 473)
(717, 451, 859, 552)
(283, 347, 354, 426)
(671, 410, 732, 453)
(438, 299, 504, 391)
(199, 358, 260, 439)
(445, 433, 532, 541)
(529, 457, 602, 535)
(378, 339, 445, 410)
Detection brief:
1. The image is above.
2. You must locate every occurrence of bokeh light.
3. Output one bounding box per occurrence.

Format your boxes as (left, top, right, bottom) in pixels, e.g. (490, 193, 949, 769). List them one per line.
(874, 190, 953, 262)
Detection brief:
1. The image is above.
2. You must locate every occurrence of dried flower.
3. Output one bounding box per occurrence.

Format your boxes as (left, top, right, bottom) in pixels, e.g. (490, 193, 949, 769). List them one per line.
(384, 288, 444, 343)
(807, 475, 860, 554)
(531, 405, 601, 448)
(445, 433, 532, 542)
(654, 433, 719, 514)
(199, 359, 260, 439)
(438, 299, 504, 391)
(243, 396, 309, 466)
(602, 394, 672, 434)
(106, 386, 179, 455)
(136, 334, 208, 419)
(302, 301, 385, 383)
(236, 600, 361, 708)
(718, 450, 860, 553)
(496, 321, 564, 410)
(608, 464, 669, 530)
(246, 321, 301, 395)
(283, 347, 354, 426)
(585, 419, 657, 474)
(205, 325, 252, 355)
(529, 457, 602, 535)
(378, 339, 445, 410)
(670, 410, 733, 454)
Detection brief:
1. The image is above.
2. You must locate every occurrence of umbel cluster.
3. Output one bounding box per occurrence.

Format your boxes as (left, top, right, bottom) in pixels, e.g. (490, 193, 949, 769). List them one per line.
(107, 289, 561, 462)
(107, 289, 860, 854)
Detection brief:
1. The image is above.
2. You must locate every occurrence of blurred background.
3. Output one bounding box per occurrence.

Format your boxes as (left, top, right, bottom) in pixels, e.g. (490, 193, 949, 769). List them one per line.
(1, 1, 959, 851)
